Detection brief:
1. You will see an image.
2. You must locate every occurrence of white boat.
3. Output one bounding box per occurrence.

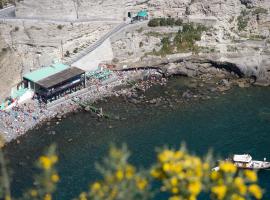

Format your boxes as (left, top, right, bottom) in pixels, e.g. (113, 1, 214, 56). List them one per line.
(230, 154, 270, 170)
(212, 154, 270, 171)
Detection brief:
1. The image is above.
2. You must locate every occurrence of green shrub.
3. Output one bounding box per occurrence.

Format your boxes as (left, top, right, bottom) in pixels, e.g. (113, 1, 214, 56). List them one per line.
(175, 19, 183, 26)
(160, 18, 167, 26)
(148, 18, 160, 27)
(252, 7, 268, 15)
(166, 18, 175, 26)
(57, 25, 64, 30)
(237, 15, 249, 31)
(148, 18, 184, 27)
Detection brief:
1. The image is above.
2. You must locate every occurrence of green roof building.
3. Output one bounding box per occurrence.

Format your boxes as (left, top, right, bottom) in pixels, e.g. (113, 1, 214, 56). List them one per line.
(23, 63, 86, 103)
(23, 63, 69, 83)
(137, 10, 148, 18)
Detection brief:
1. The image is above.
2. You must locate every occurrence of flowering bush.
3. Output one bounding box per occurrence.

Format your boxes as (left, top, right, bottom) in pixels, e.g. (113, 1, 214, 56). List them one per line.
(0, 144, 264, 200)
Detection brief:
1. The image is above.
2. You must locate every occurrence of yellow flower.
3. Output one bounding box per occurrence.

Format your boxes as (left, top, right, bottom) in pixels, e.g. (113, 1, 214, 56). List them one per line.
(231, 194, 245, 200)
(173, 162, 182, 173)
(210, 171, 219, 180)
(169, 195, 181, 200)
(5, 195, 11, 200)
(203, 163, 210, 170)
(234, 177, 247, 195)
(158, 150, 174, 163)
(79, 192, 87, 200)
(50, 155, 58, 164)
(30, 189, 38, 197)
(170, 177, 178, 186)
(136, 177, 148, 190)
(171, 187, 179, 194)
(189, 195, 196, 200)
(219, 162, 236, 174)
(51, 173, 60, 183)
(39, 156, 52, 170)
(248, 184, 263, 199)
(188, 181, 202, 196)
(110, 147, 123, 159)
(125, 165, 135, 179)
(91, 182, 101, 192)
(110, 188, 118, 199)
(244, 170, 257, 182)
(116, 170, 124, 181)
(44, 194, 52, 200)
(174, 151, 184, 159)
(211, 185, 227, 200)
(163, 163, 172, 172)
(151, 168, 161, 178)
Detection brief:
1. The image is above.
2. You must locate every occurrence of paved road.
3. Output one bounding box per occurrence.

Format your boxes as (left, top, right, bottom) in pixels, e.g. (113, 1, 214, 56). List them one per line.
(0, 5, 15, 18)
(64, 22, 128, 65)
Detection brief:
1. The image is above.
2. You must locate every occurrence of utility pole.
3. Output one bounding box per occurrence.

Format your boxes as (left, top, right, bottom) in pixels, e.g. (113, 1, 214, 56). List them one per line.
(60, 40, 63, 60)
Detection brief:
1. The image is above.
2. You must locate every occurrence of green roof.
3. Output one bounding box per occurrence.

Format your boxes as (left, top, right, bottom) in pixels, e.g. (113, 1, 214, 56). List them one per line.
(23, 63, 69, 82)
(137, 10, 148, 17)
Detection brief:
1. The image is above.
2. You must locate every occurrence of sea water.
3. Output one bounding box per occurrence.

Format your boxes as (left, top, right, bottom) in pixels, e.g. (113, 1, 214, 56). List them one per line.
(4, 77, 270, 199)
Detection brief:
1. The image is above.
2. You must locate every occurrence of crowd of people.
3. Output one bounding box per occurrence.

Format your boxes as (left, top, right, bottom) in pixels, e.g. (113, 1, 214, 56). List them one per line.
(0, 69, 165, 142)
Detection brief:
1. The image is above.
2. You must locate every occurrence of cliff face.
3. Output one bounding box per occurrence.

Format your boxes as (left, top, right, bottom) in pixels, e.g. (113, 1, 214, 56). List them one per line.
(0, 35, 21, 101)
(0, 0, 269, 99)
(15, 0, 127, 21)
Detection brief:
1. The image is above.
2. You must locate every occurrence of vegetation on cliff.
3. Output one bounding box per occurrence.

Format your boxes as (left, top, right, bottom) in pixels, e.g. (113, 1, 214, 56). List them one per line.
(0, 0, 13, 9)
(147, 20, 207, 56)
(148, 18, 184, 27)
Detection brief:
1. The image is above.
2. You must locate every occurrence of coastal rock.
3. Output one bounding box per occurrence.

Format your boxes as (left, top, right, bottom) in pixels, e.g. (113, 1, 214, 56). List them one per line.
(182, 90, 193, 99)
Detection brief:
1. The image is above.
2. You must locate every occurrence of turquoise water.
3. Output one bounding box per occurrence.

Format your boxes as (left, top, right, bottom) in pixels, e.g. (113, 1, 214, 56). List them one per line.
(4, 78, 270, 199)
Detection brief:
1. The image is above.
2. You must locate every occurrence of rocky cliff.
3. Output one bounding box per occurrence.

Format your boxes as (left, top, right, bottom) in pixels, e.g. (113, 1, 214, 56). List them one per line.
(1, 0, 270, 100)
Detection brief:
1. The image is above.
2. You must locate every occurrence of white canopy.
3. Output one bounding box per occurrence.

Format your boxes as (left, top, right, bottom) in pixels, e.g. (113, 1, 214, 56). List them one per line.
(233, 154, 252, 163)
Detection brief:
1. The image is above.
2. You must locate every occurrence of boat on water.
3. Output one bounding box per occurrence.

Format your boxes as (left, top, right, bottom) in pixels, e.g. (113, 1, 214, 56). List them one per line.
(212, 154, 270, 171)
(230, 154, 270, 170)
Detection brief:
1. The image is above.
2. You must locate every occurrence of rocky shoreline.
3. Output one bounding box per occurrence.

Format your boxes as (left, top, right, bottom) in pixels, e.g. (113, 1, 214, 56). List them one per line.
(0, 60, 256, 144)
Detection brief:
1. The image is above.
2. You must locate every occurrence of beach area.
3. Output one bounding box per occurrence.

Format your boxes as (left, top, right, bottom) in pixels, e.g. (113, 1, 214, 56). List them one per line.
(0, 69, 165, 142)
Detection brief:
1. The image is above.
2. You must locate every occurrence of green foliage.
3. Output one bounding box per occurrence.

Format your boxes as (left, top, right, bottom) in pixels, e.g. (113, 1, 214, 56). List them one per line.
(57, 25, 64, 30)
(237, 9, 250, 31)
(147, 18, 160, 27)
(237, 15, 249, 31)
(252, 7, 268, 15)
(155, 23, 207, 56)
(76, 144, 152, 200)
(21, 144, 59, 200)
(0, 0, 13, 9)
(175, 19, 183, 26)
(0, 143, 265, 200)
(148, 18, 183, 27)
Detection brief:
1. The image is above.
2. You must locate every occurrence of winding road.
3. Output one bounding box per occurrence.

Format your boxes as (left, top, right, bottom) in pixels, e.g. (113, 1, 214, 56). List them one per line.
(0, 5, 131, 66)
